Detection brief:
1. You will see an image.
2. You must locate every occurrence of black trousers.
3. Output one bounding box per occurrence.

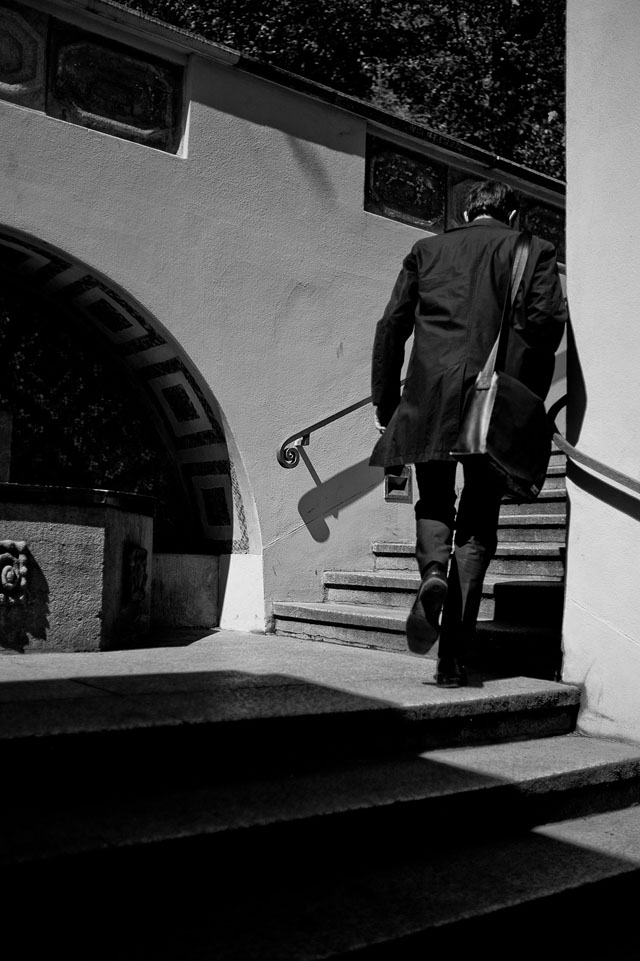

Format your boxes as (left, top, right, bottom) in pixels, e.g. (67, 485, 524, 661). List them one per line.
(414, 460, 505, 660)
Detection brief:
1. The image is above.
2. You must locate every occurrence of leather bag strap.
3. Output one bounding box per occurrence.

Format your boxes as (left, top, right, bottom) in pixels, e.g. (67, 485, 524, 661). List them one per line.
(476, 232, 531, 389)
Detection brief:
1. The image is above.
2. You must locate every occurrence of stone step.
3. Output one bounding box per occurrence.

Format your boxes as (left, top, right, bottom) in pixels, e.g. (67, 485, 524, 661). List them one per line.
(324, 569, 424, 609)
(3, 635, 618, 958)
(539, 472, 566, 490)
(498, 513, 566, 542)
(135, 804, 640, 956)
(492, 579, 565, 625)
(273, 599, 420, 653)
(8, 748, 640, 956)
(473, 621, 562, 680)
(480, 574, 564, 621)
(324, 565, 565, 613)
(273, 594, 562, 668)
(0, 638, 579, 793)
(4, 733, 637, 879)
(500, 488, 566, 514)
(373, 542, 565, 576)
(488, 543, 565, 577)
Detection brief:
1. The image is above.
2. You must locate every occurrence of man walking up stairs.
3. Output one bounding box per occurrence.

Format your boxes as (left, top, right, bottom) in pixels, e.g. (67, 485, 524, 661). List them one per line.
(369, 180, 567, 687)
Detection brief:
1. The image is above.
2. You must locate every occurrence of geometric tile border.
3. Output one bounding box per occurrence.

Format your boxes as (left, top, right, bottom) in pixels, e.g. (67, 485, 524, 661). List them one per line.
(0, 229, 249, 553)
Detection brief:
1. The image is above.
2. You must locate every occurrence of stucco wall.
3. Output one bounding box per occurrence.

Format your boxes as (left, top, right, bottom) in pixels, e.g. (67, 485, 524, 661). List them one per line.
(0, 19, 421, 630)
(0, 1, 565, 639)
(564, 0, 640, 741)
(186, 58, 423, 616)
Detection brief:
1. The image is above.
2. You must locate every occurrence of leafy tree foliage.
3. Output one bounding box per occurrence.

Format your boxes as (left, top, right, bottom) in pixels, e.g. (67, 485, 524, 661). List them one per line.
(123, 0, 565, 178)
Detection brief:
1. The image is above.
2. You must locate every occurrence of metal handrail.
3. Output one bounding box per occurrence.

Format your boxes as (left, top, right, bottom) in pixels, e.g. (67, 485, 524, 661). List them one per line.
(277, 380, 405, 468)
(278, 389, 640, 498)
(549, 395, 640, 497)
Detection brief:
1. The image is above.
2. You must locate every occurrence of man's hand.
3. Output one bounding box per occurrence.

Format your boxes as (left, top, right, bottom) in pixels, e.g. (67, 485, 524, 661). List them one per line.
(374, 407, 386, 434)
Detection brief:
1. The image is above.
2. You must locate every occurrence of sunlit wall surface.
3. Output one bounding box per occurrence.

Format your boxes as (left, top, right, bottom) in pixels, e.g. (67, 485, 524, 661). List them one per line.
(564, 0, 640, 741)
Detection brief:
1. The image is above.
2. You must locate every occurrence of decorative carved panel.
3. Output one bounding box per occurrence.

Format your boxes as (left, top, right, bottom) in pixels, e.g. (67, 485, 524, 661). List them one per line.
(47, 21, 182, 152)
(365, 136, 446, 231)
(0, 4, 47, 110)
(124, 544, 147, 603)
(0, 539, 28, 604)
(521, 200, 566, 263)
(366, 135, 565, 260)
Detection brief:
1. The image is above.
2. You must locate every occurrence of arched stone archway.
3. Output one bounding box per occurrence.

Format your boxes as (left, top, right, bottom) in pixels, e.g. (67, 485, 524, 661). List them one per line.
(0, 226, 259, 559)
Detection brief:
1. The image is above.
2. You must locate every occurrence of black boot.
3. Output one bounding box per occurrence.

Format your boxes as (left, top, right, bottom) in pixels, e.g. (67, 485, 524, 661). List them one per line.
(435, 656, 468, 687)
(406, 562, 448, 655)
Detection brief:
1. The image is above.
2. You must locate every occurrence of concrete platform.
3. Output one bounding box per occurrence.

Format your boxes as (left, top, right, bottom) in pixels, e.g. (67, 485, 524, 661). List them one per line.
(0, 629, 579, 738)
(0, 630, 581, 799)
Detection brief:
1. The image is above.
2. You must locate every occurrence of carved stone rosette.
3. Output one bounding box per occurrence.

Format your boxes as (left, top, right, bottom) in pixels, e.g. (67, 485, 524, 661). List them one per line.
(124, 544, 147, 604)
(0, 539, 28, 605)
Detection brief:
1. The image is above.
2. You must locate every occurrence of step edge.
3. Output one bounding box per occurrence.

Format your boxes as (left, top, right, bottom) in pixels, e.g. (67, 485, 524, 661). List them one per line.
(5, 745, 640, 868)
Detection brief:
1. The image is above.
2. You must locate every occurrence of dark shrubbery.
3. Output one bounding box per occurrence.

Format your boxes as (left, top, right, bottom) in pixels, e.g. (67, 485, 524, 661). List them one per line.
(124, 0, 565, 179)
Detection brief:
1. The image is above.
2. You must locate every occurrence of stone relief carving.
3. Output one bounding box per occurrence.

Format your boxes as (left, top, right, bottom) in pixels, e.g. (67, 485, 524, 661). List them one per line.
(0, 5, 46, 110)
(124, 544, 147, 604)
(366, 135, 565, 256)
(0, 539, 28, 604)
(366, 140, 446, 231)
(48, 22, 181, 152)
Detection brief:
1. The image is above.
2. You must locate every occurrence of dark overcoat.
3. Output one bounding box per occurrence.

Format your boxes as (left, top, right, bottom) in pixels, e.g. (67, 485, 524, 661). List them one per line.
(370, 218, 567, 467)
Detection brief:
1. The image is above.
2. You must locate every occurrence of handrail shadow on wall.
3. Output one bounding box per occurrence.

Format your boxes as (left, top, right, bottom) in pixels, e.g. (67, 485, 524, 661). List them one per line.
(297, 450, 384, 542)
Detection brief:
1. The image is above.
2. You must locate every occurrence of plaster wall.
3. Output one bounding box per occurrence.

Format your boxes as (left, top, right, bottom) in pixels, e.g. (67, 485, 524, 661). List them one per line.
(0, 30, 421, 629)
(183, 59, 424, 614)
(565, 0, 640, 741)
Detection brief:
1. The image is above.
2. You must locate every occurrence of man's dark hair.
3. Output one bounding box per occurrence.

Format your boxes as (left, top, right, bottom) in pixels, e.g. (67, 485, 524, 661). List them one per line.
(464, 180, 519, 224)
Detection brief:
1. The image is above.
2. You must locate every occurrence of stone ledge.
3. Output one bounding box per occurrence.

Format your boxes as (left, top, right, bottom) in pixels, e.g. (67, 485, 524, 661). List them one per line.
(0, 482, 155, 516)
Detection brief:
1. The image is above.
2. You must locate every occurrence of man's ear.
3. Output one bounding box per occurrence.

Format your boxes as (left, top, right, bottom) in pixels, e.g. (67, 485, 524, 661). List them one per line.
(463, 210, 469, 223)
(508, 209, 518, 227)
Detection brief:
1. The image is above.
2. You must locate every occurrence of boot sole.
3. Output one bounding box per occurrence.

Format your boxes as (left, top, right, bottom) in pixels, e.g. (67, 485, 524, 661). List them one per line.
(406, 578, 447, 655)
(435, 675, 468, 688)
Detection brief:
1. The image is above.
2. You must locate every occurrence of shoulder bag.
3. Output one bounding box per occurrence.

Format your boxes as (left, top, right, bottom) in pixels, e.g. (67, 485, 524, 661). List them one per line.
(450, 232, 552, 502)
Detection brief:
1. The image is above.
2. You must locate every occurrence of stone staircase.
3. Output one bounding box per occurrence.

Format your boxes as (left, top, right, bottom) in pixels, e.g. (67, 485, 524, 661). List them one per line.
(273, 449, 567, 680)
(3, 634, 640, 958)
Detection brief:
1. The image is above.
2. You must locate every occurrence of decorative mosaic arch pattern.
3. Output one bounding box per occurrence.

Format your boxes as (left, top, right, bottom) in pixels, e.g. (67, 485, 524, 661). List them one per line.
(0, 229, 250, 553)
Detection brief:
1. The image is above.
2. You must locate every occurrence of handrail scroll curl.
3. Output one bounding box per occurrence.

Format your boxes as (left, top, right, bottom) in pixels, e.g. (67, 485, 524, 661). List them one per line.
(277, 381, 405, 469)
